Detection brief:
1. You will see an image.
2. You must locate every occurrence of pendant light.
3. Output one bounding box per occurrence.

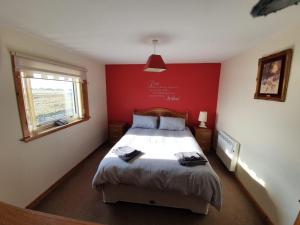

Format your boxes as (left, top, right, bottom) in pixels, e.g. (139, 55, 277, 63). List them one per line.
(144, 39, 166, 72)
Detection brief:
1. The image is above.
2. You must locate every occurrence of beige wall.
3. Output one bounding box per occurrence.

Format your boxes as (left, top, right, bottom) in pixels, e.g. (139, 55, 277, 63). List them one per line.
(0, 27, 107, 207)
(217, 25, 300, 225)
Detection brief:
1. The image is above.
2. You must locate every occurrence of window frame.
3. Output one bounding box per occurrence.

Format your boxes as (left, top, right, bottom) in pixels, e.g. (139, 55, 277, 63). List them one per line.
(10, 53, 90, 142)
(23, 75, 81, 129)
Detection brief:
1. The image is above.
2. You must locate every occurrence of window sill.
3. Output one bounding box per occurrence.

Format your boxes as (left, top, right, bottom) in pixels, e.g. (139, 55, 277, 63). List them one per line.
(22, 117, 90, 142)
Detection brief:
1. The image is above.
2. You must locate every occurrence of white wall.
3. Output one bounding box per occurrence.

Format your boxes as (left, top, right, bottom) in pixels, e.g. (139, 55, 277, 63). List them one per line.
(0, 27, 107, 207)
(217, 25, 300, 225)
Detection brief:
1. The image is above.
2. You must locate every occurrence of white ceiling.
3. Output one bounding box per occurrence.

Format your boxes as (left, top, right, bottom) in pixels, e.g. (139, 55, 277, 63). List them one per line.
(0, 0, 299, 64)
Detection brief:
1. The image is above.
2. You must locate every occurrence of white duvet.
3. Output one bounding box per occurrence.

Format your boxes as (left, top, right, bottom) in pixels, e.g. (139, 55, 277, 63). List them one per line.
(92, 127, 222, 209)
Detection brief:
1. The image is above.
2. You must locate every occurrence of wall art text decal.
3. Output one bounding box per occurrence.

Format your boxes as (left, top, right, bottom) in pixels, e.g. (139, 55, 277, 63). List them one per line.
(148, 80, 180, 101)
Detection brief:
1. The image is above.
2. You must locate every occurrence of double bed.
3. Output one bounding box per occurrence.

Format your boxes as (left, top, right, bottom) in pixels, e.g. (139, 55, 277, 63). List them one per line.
(92, 108, 222, 214)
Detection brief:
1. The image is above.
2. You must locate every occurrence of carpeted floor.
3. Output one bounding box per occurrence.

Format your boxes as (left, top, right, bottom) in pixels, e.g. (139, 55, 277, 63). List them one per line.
(34, 144, 266, 225)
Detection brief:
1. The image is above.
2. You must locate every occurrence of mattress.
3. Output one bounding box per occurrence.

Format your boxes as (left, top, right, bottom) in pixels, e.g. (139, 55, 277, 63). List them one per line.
(92, 127, 222, 209)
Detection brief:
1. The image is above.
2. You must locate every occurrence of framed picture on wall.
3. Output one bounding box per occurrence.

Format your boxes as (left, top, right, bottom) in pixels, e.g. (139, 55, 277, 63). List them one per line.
(254, 49, 293, 102)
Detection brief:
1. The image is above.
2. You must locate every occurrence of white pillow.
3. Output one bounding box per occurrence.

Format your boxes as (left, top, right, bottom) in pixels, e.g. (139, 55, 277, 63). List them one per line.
(159, 116, 185, 131)
(132, 114, 158, 129)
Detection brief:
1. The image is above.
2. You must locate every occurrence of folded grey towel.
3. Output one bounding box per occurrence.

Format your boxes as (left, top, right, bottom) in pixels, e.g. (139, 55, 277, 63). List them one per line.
(175, 152, 207, 166)
(113, 146, 142, 162)
(175, 152, 202, 161)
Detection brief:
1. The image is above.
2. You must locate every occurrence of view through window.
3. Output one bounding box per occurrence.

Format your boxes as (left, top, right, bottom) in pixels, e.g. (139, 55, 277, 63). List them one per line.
(21, 72, 83, 132)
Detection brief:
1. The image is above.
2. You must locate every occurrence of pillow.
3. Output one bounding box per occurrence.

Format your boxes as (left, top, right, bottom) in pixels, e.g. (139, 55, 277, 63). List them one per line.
(159, 116, 185, 131)
(132, 114, 158, 129)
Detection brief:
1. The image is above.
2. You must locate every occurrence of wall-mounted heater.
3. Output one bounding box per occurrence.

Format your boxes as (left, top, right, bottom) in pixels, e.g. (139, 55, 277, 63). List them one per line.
(216, 131, 240, 172)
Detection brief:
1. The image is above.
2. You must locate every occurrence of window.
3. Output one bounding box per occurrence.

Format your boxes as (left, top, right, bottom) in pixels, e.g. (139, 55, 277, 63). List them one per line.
(11, 52, 90, 142)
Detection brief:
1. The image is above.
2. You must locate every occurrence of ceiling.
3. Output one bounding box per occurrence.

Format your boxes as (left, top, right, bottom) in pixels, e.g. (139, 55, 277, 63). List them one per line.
(0, 0, 299, 64)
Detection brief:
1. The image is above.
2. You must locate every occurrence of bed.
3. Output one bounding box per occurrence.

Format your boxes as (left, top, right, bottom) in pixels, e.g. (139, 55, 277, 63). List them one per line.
(92, 108, 222, 214)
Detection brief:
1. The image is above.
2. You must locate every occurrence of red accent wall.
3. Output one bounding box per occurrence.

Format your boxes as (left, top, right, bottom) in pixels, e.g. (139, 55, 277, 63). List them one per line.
(106, 63, 221, 128)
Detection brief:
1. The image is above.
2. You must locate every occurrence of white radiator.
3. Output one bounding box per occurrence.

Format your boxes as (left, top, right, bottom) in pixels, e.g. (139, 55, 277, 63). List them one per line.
(216, 131, 240, 172)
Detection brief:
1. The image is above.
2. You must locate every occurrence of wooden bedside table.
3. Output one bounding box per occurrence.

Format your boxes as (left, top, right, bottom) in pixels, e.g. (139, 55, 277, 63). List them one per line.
(108, 122, 128, 145)
(193, 126, 212, 154)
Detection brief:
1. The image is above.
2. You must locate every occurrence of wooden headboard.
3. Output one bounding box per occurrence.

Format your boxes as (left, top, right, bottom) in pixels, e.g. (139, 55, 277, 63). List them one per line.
(134, 108, 189, 124)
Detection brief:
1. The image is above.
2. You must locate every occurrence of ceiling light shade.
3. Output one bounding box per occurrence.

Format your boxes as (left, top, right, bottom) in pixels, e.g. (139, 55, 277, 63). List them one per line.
(144, 40, 166, 72)
(144, 54, 166, 72)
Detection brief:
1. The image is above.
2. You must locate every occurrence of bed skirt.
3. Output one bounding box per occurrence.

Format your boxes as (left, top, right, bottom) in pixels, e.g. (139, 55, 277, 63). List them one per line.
(99, 183, 210, 214)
